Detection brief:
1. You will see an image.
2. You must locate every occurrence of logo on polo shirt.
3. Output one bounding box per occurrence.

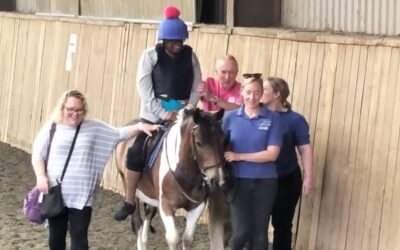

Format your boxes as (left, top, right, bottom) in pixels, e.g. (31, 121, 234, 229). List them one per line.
(258, 119, 271, 130)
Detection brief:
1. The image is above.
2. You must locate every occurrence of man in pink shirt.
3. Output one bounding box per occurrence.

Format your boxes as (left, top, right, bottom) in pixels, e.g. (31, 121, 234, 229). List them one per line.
(198, 55, 242, 112)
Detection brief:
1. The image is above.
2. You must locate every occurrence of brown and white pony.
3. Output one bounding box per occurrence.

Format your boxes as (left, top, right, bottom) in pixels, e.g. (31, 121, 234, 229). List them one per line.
(115, 108, 226, 250)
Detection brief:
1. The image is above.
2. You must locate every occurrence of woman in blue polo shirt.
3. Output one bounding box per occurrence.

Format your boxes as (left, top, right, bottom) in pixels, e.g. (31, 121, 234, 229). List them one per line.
(222, 75, 282, 250)
(261, 77, 314, 250)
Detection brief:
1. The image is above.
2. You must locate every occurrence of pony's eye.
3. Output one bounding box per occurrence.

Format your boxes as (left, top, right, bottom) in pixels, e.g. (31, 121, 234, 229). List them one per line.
(195, 141, 202, 147)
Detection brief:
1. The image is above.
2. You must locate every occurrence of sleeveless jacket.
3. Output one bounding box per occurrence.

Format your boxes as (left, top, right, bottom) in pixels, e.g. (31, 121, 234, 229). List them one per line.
(151, 44, 194, 101)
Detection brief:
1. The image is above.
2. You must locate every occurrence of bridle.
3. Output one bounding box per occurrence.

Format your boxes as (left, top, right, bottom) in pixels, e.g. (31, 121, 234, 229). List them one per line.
(165, 122, 223, 204)
(190, 124, 223, 176)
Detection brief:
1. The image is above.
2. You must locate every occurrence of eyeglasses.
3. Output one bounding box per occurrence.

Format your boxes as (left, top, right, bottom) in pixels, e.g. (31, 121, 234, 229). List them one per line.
(242, 73, 262, 79)
(64, 106, 84, 114)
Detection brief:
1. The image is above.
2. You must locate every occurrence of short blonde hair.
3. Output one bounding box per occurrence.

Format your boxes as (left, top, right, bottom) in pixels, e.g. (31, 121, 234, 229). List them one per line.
(241, 76, 264, 92)
(50, 90, 88, 122)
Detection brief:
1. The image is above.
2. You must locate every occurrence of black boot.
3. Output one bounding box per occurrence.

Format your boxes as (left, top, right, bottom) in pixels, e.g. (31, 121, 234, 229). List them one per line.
(113, 201, 135, 221)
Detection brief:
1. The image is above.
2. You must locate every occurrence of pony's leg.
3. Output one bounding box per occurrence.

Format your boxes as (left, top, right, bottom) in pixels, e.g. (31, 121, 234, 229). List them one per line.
(208, 190, 230, 250)
(159, 206, 179, 250)
(139, 216, 151, 250)
(208, 209, 224, 250)
(182, 202, 206, 250)
(136, 225, 144, 250)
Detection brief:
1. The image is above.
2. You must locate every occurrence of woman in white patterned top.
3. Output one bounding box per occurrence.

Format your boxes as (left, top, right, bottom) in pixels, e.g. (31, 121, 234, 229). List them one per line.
(32, 90, 160, 250)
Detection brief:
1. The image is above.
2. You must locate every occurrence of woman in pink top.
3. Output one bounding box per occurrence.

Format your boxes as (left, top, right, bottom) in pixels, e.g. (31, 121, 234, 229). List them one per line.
(198, 55, 242, 112)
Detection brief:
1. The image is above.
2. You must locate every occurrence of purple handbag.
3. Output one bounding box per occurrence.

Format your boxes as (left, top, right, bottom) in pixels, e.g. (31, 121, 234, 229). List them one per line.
(23, 187, 44, 224)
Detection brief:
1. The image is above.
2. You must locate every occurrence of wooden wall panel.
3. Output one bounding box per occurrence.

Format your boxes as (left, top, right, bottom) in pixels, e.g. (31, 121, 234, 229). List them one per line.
(345, 46, 376, 250)
(311, 43, 337, 250)
(0, 18, 17, 142)
(376, 47, 399, 249)
(362, 46, 393, 249)
(84, 26, 111, 120)
(195, 31, 229, 78)
(28, 21, 46, 147)
(98, 26, 124, 121)
(341, 45, 368, 250)
(335, 45, 360, 250)
(70, 24, 91, 92)
(318, 44, 347, 248)
(268, 38, 280, 77)
(360, 46, 385, 250)
(8, 19, 47, 151)
(226, 35, 275, 81)
(378, 48, 400, 249)
(17, 20, 45, 150)
(1, 13, 400, 250)
(31, 21, 58, 144)
(291, 42, 312, 114)
(295, 42, 324, 250)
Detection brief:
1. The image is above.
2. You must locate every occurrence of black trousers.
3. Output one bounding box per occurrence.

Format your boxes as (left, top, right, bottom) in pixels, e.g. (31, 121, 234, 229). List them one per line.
(230, 178, 278, 250)
(271, 168, 302, 250)
(48, 206, 92, 250)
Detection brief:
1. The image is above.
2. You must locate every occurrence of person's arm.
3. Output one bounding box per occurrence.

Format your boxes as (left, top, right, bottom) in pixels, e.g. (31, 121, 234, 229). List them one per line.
(224, 145, 281, 163)
(298, 144, 313, 195)
(198, 80, 240, 111)
(126, 122, 161, 137)
(187, 52, 202, 107)
(31, 122, 51, 193)
(212, 97, 240, 111)
(32, 159, 49, 193)
(136, 48, 168, 120)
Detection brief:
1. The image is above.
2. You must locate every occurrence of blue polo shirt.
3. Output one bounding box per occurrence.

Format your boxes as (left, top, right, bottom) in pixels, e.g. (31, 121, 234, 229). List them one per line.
(276, 109, 310, 177)
(222, 105, 282, 179)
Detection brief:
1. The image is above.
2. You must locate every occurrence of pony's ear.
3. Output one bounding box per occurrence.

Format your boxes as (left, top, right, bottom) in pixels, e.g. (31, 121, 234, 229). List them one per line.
(192, 108, 201, 124)
(183, 108, 190, 116)
(213, 109, 224, 121)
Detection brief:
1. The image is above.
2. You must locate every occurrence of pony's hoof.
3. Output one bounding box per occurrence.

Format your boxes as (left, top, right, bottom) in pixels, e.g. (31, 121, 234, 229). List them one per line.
(113, 201, 135, 221)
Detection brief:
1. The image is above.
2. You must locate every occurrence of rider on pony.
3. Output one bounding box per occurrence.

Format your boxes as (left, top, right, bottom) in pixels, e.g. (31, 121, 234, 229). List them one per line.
(114, 5, 202, 221)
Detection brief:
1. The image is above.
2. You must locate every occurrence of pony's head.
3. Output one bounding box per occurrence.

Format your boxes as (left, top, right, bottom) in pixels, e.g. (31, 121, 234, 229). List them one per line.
(179, 108, 226, 191)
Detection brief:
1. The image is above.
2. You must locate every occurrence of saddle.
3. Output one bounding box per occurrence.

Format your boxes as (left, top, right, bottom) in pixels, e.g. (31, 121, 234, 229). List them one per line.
(126, 122, 170, 172)
(142, 126, 169, 169)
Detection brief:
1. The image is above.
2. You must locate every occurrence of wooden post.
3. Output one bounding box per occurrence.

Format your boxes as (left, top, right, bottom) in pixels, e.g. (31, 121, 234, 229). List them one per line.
(226, 0, 234, 27)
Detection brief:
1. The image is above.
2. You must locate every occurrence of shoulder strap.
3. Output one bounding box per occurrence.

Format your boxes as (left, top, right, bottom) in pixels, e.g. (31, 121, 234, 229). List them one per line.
(45, 122, 57, 172)
(60, 123, 81, 182)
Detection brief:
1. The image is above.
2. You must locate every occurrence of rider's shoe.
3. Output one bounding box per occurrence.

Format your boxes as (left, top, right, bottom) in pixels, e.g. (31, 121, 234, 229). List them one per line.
(113, 201, 135, 221)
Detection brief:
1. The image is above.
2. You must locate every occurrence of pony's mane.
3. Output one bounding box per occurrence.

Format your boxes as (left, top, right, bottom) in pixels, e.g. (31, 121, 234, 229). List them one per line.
(176, 108, 186, 122)
(176, 108, 221, 132)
